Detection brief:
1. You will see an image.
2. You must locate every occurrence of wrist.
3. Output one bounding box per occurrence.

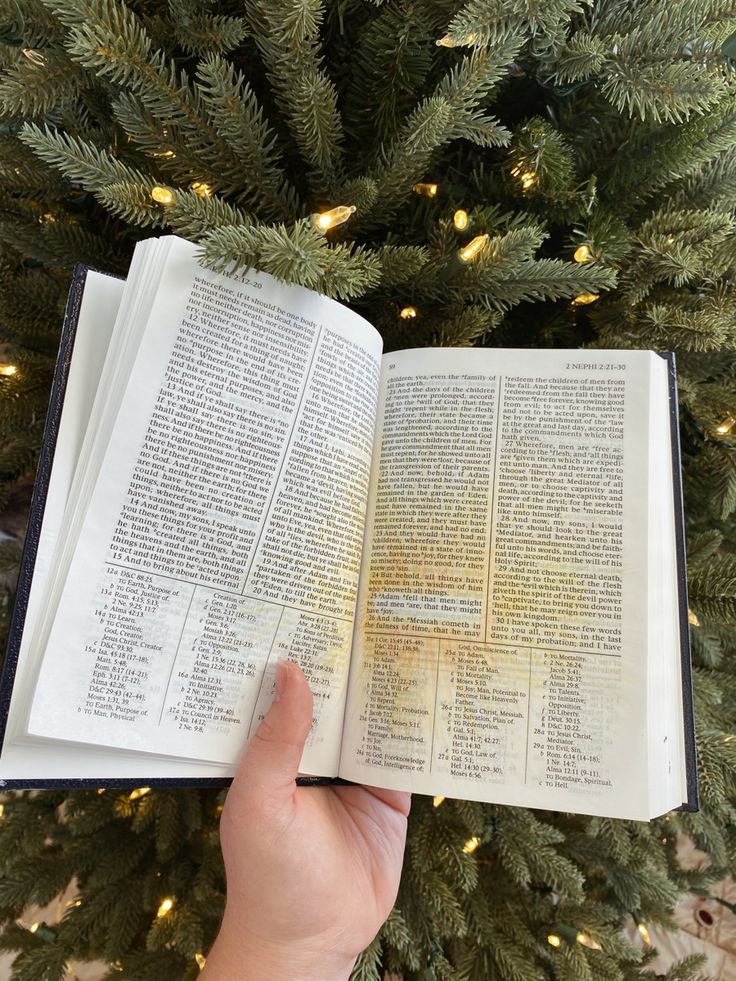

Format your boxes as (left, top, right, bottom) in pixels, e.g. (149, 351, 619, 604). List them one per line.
(201, 912, 357, 981)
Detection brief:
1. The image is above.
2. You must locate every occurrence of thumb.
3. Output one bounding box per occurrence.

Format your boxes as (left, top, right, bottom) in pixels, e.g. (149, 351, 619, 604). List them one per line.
(233, 659, 314, 808)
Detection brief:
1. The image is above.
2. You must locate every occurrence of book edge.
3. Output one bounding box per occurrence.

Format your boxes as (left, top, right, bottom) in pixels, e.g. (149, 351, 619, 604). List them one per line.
(0, 263, 90, 756)
(659, 351, 698, 812)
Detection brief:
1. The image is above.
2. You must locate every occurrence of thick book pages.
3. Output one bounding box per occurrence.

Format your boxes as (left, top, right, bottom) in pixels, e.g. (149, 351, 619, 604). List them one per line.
(0, 235, 697, 819)
(338, 349, 697, 819)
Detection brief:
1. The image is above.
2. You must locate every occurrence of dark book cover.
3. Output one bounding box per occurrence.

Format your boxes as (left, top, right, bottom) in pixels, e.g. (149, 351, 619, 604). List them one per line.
(661, 352, 699, 812)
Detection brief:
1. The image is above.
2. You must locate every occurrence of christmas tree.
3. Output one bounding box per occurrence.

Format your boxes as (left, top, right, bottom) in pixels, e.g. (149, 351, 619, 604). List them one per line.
(0, 0, 735, 978)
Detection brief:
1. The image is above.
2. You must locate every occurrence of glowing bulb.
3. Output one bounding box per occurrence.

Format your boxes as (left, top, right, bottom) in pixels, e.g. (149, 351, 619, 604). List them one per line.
(637, 922, 651, 944)
(576, 932, 601, 949)
(716, 414, 735, 434)
(433, 796, 445, 807)
(412, 182, 438, 198)
(96, 788, 105, 795)
(688, 608, 700, 626)
(129, 787, 151, 800)
(66, 899, 82, 908)
(152, 150, 176, 159)
(37, 213, 56, 224)
(0, 364, 17, 376)
(572, 292, 600, 306)
(156, 898, 174, 917)
(510, 164, 537, 191)
(190, 181, 213, 198)
(0, 804, 4, 818)
(151, 186, 174, 205)
(574, 245, 594, 264)
(400, 306, 417, 319)
(22, 48, 46, 66)
(311, 205, 356, 232)
(436, 31, 478, 47)
(547, 934, 561, 947)
(459, 234, 489, 262)
(29, 922, 39, 933)
(462, 835, 481, 853)
(195, 953, 206, 969)
(453, 209, 469, 230)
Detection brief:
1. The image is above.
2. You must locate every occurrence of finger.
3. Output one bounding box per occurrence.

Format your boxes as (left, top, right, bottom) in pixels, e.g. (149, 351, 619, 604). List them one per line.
(362, 786, 412, 817)
(231, 659, 314, 811)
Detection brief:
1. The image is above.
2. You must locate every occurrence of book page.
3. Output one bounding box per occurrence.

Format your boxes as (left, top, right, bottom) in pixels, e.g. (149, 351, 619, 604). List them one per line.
(339, 348, 660, 819)
(26, 237, 382, 776)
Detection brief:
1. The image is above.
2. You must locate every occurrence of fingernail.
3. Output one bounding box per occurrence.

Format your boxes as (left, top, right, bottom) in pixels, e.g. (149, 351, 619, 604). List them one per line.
(275, 659, 289, 701)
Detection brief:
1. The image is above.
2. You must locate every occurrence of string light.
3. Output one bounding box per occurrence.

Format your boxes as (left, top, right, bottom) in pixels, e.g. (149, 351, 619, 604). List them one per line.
(96, 788, 105, 795)
(38, 213, 57, 224)
(715, 414, 735, 434)
(462, 835, 481, 853)
(436, 32, 478, 47)
(510, 164, 537, 191)
(152, 150, 176, 159)
(156, 898, 174, 917)
(66, 899, 82, 908)
(688, 608, 700, 627)
(311, 205, 357, 232)
(459, 234, 489, 262)
(29, 922, 39, 933)
(574, 244, 594, 264)
(151, 186, 174, 205)
(547, 934, 562, 948)
(572, 292, 600, 306)
(432, 796, 445, 807)
(129, 787, 151, 800)
(412, 182, 438, 198)
(453, 209, 469, 230)
(637, 922, 651, 944)
(195, 953, 207, 969)
(576, 932, 602, 950)
(0, 804, 4, 818)
(22, 48, 46, 66)
(400, 306, 417, 319)
(190, 181, 213, 198)
(0, 365, 17, 376)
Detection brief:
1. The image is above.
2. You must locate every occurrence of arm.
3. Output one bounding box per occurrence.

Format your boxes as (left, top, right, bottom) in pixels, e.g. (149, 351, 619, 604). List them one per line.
(201, 659, 411, 980)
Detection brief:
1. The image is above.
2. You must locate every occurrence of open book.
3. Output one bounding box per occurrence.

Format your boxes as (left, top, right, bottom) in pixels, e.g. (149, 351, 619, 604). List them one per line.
(0, 235, 696, 820)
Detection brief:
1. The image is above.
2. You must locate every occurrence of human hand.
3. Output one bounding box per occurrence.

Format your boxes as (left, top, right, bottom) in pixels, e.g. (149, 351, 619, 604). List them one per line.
(201, 659, 411, 981)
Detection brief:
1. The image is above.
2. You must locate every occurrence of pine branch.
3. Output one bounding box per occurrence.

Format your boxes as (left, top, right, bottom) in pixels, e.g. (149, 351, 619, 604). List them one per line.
(444, 0, 586, 45)
(166, 0, 247, 57)
(241, 0, 345, 192)
(196, 54, 301, 220)
(689, 552, 736, 625)
(19, 122, 150, 190)
(0, 45, 84, 117)
(198, 219, 382, 299)
(166, 189, 253, 240)
(43, 0, 250, 194)
(362, 42, 520, 227)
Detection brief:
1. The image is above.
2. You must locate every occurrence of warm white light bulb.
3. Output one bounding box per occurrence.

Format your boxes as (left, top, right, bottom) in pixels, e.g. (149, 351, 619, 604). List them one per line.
(459, 234, 489, 262)
(310, 205, 356, 232)
(157, 898, 174, 918)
